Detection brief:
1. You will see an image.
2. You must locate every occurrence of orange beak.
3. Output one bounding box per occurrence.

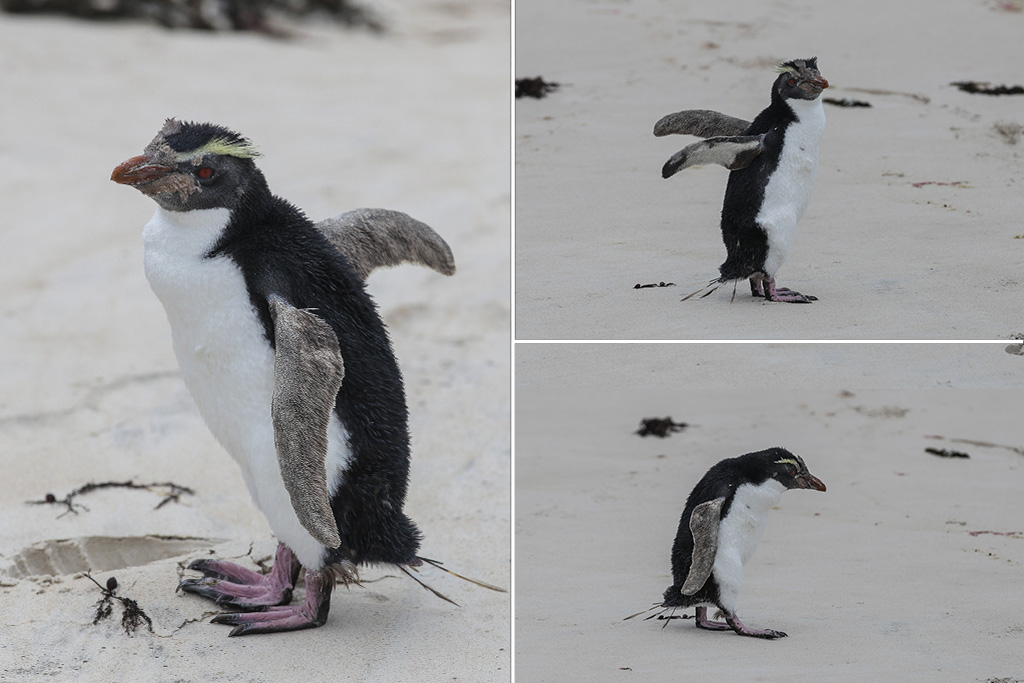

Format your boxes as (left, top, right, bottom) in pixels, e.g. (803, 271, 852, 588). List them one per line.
(111, 155, 174, 186)
(799, 472, 827, 492)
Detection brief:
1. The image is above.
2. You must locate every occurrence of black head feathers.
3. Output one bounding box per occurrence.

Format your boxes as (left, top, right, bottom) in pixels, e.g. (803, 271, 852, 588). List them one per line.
(776, 57, 818, 74)
(158, 119, 261, 159)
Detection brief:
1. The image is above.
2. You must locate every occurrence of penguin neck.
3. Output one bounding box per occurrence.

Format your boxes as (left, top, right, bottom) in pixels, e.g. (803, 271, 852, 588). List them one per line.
(784, 96, 825, 131)
(143, 206, 233, 260)
(730, 478, 786, 515)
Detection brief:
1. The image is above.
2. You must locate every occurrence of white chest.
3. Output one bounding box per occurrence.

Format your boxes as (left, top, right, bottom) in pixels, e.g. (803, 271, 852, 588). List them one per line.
(710, 479, 785, 610)
(757, 98, 825, 277)
(718, 480, 785, 564)
(142, 207, 349, 568)
(143, 208, 276, 469)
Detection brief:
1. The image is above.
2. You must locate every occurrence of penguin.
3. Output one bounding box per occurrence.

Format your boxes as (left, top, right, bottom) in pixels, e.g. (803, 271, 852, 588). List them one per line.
(110, 119, 495, 636)
(642, 448, 826, 639)
(655, 58, 829, 303)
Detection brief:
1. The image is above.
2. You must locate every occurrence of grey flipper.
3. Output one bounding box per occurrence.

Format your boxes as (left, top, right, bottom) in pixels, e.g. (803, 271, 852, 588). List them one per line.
(315, 209, 456, 281)
(662, 134, 764, 179)
(268, 295, 344, 549)
(681, 497, 725, 596)
(654, 109, 751, 138)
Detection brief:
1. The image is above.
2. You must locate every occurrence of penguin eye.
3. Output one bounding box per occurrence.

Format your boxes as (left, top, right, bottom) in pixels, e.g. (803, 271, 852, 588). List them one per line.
(197, 166, 215, 180)
(788, 78, 797, 85)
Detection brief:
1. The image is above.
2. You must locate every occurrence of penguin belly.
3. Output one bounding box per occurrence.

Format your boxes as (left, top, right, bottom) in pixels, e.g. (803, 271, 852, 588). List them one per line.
(710, 479, 786, 613)
(755, 98, 825, 278)
(142, 207, 352, 569)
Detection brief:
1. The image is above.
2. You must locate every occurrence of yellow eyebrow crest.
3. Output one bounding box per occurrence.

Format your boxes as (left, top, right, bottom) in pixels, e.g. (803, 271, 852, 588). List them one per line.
(176, 137, 260, 161)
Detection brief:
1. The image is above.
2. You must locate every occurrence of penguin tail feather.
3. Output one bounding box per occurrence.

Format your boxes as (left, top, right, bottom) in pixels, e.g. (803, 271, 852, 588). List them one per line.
(681, 279, 721, 301)
(402, 556, 508, 607)
(623, 604, 694, 629)
(622, 603, 665, 621)
(417, 556, 507, 593)
(400, 564, 460, 606)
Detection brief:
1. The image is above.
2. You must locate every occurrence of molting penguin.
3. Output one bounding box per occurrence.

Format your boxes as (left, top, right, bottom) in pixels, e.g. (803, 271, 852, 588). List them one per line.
(655, 58, 829, 303)
(110, 119, 496, 636)
(655, 448, 825, 639)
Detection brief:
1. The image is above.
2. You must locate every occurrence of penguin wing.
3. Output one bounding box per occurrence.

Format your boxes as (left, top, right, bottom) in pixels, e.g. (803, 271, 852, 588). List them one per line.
(653, 109, 751, 138)
(268, 295, 344, 549)
(315, 209, 456, 281)
(681, 496, 725, 596)
(661, 134, 765, 179)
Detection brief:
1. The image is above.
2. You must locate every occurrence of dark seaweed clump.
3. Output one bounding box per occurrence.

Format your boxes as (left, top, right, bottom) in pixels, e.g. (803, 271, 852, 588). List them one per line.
(634, 282, 676, 289)
(0, 0, 383, 33)
(635, 417, 688, 438)
(29, 480, 195, 517)
(516, 77, 560, 99)
(925, 447, 970, 459)
(84, 573, 154, 636)
(951, 81, 1024, 96)
(823, 97, 872, 108)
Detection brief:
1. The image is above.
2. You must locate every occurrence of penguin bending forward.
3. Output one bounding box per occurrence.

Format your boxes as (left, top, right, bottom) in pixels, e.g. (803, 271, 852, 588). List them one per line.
(655, 58, 829, 303)
(628, 448, 825, 638)
(112, 119, 501, 636)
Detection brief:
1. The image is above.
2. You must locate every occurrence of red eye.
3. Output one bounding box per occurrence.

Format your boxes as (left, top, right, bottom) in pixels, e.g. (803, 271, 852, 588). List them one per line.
(789, 78, 796, 85)
(197, 167, 215, 180)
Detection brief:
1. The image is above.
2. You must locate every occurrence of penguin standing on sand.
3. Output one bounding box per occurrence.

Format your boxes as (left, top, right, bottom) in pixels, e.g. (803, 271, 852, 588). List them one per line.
(111, 119, 499, 636)
(655, 58, 829, 303)
(629, 448, 825, 638)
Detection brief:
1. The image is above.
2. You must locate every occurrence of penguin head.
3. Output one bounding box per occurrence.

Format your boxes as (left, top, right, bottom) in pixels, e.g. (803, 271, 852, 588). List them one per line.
(761, 447, 826, 491)
(111, 119, 263, 212)
(773, 57, 829, 101)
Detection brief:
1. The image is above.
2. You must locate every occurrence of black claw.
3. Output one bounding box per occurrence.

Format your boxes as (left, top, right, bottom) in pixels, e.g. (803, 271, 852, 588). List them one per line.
(221, 618, 322, 637)
(186, 559, 230, 580)
(210, 613, 243, 626)
(179, 581, 222, 603)
(177, 577, 208, 592)
(220, 597, 269, 610)
(751, 629, 787, 639)
(179, 579, 244, 608)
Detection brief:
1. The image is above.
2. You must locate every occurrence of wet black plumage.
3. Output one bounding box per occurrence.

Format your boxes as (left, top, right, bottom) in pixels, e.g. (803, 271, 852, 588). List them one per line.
(208, 161, 421, 566)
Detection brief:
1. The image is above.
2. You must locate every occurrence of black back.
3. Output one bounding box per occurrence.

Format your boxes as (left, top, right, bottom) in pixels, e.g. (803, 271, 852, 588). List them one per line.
(208, 169, 421, 567)
(662, 447, 793, 607)
(716, 87, 798, 281)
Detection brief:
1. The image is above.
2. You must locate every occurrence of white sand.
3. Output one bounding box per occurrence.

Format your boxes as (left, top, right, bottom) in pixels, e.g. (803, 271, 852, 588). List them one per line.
(515, 0, 1023, 339)
(0, 5, 509, 680)
(515, 343, 1024, 681)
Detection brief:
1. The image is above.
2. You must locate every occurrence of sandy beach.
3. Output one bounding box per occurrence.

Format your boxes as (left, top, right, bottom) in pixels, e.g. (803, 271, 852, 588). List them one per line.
(0, 5, 510, 680)
(515, 0, 1023, 339)
(515, 343, 1024, 681)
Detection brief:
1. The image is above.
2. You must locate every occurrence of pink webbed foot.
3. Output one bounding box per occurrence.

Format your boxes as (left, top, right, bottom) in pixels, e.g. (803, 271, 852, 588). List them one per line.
(761, 276, 816, 303)
(178, 542, 301, 610)
(722, 610, 787, 639)
(210, 567, 335, 636)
